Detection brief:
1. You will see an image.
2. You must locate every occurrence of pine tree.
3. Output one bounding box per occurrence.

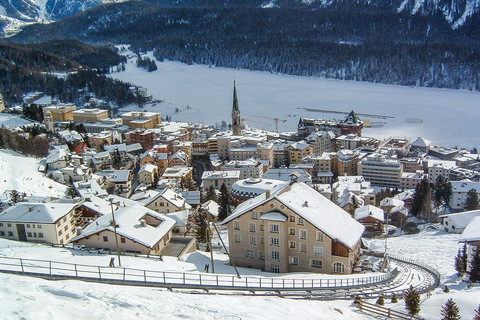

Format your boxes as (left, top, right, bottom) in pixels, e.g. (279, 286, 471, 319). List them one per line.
(473, 304, 480, 320)
(440, 298, 461, 320)
(205, 185, 217, 202)
(404, 285, 421, 316)
(218, 183, 232, 221)
(464, 189, 479, 211)
(455, 248, 466, 276)
(194, 208, 209, 244)
(468, 248, 480, 283)
(410, 178, 432, 219)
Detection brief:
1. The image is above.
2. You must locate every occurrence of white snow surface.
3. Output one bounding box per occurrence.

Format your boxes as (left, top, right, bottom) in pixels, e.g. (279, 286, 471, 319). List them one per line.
(0, 153, 479, 318)
(111, 54, 480, 149)
(0, 150, 67, 200)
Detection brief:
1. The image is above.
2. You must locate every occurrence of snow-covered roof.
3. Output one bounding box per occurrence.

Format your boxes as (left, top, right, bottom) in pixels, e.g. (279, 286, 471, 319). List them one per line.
(439, 210, 480, 229)
(0, 203, 77, 224)
(112, 170, 131, 183)
(354, 205, 384, 222)
(168, 210, 188, 227)
(73, 179, 108, 198)
(451, 181, 480, 193)
(201, 200, 219, 217)
(224, 181, 364, 249)
(139, 164, 157, 174)
(181, 191, 201, 206)
(71, 204, 176, 249)
(380, 198, 404, 207)
(459, 216, 480, 243)
(411, 136, 431, 148)
(263, 168, 311, 184)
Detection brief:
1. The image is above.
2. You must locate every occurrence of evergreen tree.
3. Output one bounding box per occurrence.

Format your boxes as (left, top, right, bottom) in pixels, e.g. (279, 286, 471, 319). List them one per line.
(404, 285, 421, 316)
(468, 248, 480, 283)
(218, 183, 232, 221)
(455, 246, 467, 276)
(9, 190, 24, 204)
(473, 304, 480, 320)
(434, 176, 453, 211)
(440, 298, 461, 320)
(194, 208, 209, 244)
(464, 189, 479, 211)
(206, 185, 217, 202)
(410, 178, 432, 219)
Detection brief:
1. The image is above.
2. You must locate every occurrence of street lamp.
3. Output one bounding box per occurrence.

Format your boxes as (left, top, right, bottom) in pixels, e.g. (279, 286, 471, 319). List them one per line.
(110, 198, 121, 267)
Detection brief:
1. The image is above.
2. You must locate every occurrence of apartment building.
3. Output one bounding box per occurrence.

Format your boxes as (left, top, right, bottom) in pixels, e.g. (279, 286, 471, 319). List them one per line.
(72, 108, 109, 124)
(358, 153, 403, 187)
(222, 178, 364, 274)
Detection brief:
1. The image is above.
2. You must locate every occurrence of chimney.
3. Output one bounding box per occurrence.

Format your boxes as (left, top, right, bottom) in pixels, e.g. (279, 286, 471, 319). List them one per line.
(265, 190, 271, 198)
(76, 227, 83, 235)
(304, 201, 309, 207)
(28, 206, 34, 212)
(140, 219, 147, 227)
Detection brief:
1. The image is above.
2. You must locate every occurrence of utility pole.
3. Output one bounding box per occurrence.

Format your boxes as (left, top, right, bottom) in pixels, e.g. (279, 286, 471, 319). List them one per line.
(206, 209, 215, 273)
(110, 199, 122, 267)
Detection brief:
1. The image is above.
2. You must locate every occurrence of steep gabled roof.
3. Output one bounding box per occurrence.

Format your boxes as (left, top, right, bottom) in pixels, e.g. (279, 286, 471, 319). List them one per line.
(0, 203, 77, 223)
(223, 181, 364, 249)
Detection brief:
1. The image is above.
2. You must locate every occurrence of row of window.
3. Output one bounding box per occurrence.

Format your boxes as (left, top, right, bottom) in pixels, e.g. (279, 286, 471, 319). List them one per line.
(0, 222, 44, 229)
(0, 231, 44, 238)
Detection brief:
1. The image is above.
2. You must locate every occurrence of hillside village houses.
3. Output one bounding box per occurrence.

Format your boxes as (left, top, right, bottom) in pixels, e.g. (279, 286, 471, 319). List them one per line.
(1, 84, 480, 274)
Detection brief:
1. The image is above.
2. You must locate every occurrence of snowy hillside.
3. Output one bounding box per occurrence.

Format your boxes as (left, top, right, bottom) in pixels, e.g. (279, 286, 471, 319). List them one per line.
(0, 0, 129, 36)
(0, 149, 67, 201)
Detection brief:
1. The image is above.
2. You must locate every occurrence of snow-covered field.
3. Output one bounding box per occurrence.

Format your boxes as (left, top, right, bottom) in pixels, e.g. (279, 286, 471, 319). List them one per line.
(0, 150, 478, 318)
(0, 226, 478, 319)
(111, 52, 480, 149)
(0, 150, 67, 201)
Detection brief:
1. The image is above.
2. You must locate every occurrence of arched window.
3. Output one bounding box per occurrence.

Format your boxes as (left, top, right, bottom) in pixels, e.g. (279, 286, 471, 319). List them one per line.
(333, 262, 345, 273)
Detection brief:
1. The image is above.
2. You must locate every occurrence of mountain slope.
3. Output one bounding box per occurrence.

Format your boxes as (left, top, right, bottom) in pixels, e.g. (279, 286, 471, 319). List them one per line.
(0, 0, 130, 36)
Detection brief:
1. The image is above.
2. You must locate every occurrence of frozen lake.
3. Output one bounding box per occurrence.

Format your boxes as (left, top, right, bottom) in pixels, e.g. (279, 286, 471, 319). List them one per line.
(112, 55, 480, 149)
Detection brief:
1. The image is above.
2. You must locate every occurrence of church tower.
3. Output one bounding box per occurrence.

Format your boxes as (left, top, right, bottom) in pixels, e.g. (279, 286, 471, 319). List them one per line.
(231, 80, 242, 136)
(44, 110, 54, 133)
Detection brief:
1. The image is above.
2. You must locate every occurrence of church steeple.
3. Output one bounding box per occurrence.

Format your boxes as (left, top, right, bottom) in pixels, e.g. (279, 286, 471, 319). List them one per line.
(231, 80, 242, 136)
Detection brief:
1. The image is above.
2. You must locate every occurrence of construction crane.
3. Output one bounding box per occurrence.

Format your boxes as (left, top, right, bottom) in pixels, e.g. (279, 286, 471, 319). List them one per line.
(241, 117, 270, 129)
(243, 113, 287, 133)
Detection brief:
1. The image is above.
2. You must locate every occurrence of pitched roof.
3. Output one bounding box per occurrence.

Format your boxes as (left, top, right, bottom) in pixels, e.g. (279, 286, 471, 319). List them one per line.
(459, 216, 480, 242)
(71, 204, 176, 248)
(439, 209, 480, 229)
(0, 203, 77, 223)
(354, 205, 384, 222)
(223, 181, 364, 249)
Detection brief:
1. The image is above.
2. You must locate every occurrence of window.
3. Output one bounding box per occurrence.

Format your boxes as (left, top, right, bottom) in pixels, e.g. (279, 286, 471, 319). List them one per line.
(314, 246, 324, 255)
(260, 252, 265, 260)
(7, 223, 12, 227)
(246, 250, 254, 258)
(289, 228, 295, 235)
(260, 225, 264, 231)
(58, 230, 62, 236)
(270, 237, 279, 246)
(103, 236, 109, 242)
(297, 217, 304, 225)
(316, 231, 324, 242)
(250, 236, 257, 245)
(312, 259, 323, 268)
(0, 231, 4, 236)
(270, 224, 279, 233)
(261, 237, 265, 244)
(271, 251, 280, 261)
(27, 232, 32, 237)
(121, 237, 126, 243)
(290, 257, 299, 265)
(252, 211, 258, 219)
(333, 262, 345, 273)
(32, 224, 35, 228)
(250, 224, 256, 232)
(300, 229, 307, 239)
(235, 234, 241, 243)
(33, 233, 37, 237)
(38, 233, 43, 238)
(160, 202, 165, 206)
(7, 231, 13, 236)
(271, 265, 280, 273)
(289, 215, 295, 222)
(64, 225, 68, 231)
(63, 216, 67, 223)
(234, 221, 240, 230)
(65, 234, 70, 240)
(0, 223, 3, 227)
(26, 224, 31, 228)
(301, 243, 307, 252)
(290, 241, 296, 249)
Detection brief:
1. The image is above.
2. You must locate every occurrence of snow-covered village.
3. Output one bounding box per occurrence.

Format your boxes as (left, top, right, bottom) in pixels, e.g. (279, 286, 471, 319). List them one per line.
(0, 50, 479, 319)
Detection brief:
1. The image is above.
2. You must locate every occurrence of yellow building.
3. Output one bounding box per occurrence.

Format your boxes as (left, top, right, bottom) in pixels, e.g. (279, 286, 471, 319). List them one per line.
(121, 111, 162, 130)
(72, 108, 109, 124)
(43, 104, 77, 121)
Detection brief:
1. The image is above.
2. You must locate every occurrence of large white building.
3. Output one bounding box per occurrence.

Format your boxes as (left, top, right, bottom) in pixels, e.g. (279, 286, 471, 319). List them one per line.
(221, 158, 263, 180)
(358, 153, 403, 187)
(201, 170, 241, 192)
(0, 203, 79, 245)
(427, 160, 457, 184)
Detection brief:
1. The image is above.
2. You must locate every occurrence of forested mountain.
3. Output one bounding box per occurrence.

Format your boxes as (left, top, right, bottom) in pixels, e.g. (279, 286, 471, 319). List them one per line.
(0, 41, 143, 106)
(7, 1, 480, 91)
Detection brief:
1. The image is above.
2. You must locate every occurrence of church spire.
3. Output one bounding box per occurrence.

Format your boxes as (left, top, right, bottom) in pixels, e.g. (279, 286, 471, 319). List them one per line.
(232, 79, 242, 135)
